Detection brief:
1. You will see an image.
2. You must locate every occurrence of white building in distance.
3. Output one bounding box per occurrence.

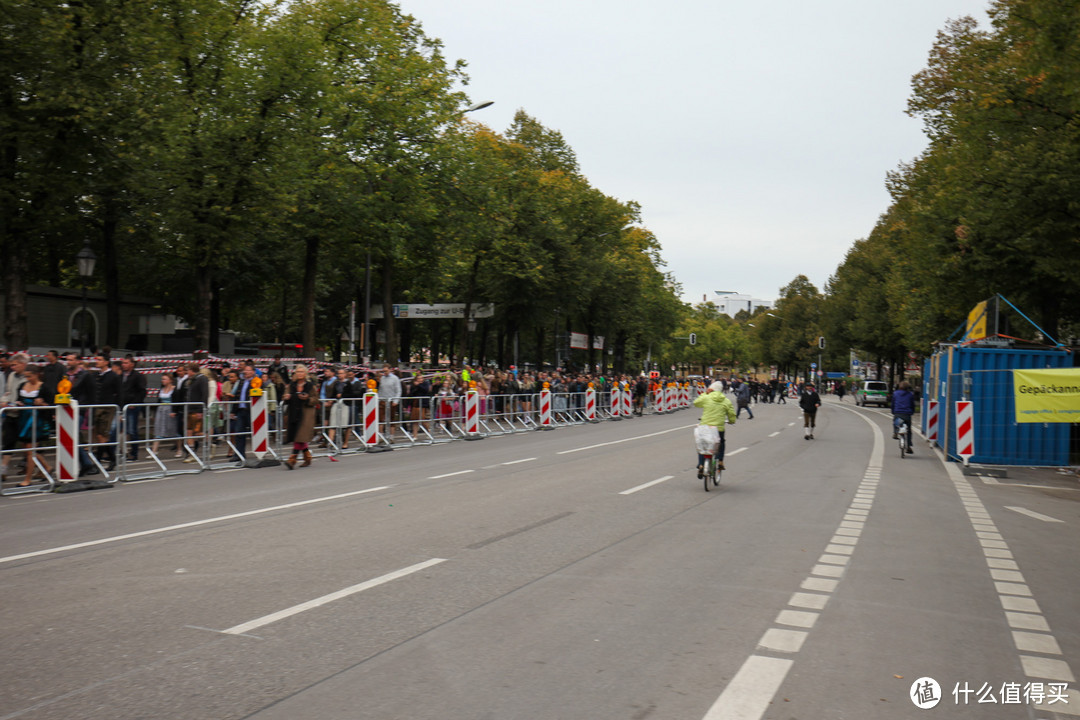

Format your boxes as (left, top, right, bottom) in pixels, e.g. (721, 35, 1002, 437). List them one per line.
(715, 292, 772, 317)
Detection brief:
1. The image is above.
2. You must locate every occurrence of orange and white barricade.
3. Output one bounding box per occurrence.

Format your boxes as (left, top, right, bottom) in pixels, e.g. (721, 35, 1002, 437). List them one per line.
(621, 382, 632, 417)
(251, 377, 269, 459)
(585, 384, 598, 422)
(609, 383, 622, 420)
(55, 380, 78, 483)
(363, 381, 380, 447)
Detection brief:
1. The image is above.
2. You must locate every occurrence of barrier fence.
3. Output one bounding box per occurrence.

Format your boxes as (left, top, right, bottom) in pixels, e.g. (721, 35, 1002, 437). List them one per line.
(0, 387, 689, 493)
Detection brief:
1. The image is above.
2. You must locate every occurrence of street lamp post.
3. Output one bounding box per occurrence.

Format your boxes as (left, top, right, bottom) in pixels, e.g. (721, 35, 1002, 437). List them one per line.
(76, 240, 97, 357)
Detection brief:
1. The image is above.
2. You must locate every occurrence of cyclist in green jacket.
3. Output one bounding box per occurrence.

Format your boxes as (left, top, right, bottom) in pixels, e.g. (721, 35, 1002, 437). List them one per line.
(693, 381, 737, 476)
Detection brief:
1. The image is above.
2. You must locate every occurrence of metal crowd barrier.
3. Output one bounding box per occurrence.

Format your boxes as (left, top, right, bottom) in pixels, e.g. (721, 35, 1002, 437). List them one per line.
(2, 385, 690, 494)
(118, 401, 212, 480)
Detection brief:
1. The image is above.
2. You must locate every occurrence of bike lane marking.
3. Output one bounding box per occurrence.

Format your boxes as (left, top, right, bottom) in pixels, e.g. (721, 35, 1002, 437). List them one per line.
(939, 454, 1079, 713)
(702, 405, 883, 720)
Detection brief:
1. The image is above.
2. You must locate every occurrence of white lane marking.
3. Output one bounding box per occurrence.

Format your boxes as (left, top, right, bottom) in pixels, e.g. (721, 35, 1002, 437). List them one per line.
(557, 424, 696, 454)
(502, 457, 537, 466)
(768, 431, 781, 437)
(1005, 506, 1064, 523)
(223, 558, 446, 636)
(619, 476, 674, 496)
(701, 655, 793, 720)
(727, 447, 748, 456)
(428, 470, 474, 479)
(0, 486, 393, 565)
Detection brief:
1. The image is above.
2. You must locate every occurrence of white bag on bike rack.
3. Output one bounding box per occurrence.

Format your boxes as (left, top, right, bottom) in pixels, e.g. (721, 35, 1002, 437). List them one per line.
(694, 424, 720, 454)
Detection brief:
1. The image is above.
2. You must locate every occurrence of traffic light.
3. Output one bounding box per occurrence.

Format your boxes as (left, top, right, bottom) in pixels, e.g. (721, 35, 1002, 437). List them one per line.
(689, 332, 697, 346)
(818, 336, 826, 349)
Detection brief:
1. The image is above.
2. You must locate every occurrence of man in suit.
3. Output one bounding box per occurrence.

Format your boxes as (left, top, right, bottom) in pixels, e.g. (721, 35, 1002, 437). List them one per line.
(228, 365, 256, 464)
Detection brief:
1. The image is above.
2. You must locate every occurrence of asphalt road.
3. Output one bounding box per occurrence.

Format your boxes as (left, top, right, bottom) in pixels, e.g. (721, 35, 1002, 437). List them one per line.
(1, 397, 1077, 720)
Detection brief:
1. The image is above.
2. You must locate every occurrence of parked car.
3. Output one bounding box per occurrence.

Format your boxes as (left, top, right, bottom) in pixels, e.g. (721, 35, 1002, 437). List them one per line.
(856, 380, 889, 407)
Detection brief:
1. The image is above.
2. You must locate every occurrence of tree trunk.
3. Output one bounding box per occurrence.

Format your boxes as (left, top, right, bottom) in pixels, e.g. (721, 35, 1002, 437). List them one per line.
(1, 235, 28, 349)
(102, 197, 121, 349)
(301, 236, 319, 357)
(194, 260, 212, 351)
(381, 258, 396, 364)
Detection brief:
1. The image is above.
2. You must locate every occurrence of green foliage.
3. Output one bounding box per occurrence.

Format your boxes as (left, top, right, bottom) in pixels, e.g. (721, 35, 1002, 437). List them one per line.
(0, 1, 681, 363)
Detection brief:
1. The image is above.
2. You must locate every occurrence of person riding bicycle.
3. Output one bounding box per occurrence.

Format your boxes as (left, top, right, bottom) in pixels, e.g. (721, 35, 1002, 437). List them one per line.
(693, 381, 737, 477)
(891, 380, 915, 454)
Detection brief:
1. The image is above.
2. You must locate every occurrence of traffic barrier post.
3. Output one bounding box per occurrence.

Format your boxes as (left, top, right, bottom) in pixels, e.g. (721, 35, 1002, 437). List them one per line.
(956, 400, 974, 465)
(539, 384, 553, 430)
(463, 383, 485, 440)
(926, 400, 939, 446)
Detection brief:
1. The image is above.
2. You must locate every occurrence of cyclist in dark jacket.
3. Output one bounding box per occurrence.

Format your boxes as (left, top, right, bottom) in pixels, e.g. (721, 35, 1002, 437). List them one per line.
(891, 381, 915, 453)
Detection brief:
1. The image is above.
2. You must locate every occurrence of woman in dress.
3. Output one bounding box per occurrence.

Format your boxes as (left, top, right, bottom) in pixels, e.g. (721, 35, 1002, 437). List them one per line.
(282, 364, 318, 469)
(15, 365, 53, 486)
(151, 372, 181, 458)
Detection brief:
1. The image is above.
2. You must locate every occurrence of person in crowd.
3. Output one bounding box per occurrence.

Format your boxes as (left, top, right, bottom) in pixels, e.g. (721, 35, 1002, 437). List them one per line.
(119, 355, 147, 462)
(405, 371, 431, 436)
(65, 353, 98, 474)
(14, 365, 54, 486)
(93, 357, 122, 470)
(735, 380, 754, 419)
(0, 353, 29, 479)
(378, 366, 402, 439)
(151, 371, 181, 459)
(41, 350, 65, 396)
(181, 363, 209, 463)
(283, 364, 318, 469)
(227, 364, 256, 463)
(326, 367, 352, 449)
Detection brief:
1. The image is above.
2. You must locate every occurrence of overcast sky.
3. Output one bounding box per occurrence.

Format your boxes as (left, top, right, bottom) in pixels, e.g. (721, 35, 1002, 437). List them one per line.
(394, 0, 992, 307)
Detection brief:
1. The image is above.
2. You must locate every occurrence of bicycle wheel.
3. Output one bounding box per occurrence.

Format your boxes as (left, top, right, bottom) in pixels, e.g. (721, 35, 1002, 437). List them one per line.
(899, 427, 907, 458)
(712, 459, 721, 487)
(704, 457, 713, 491)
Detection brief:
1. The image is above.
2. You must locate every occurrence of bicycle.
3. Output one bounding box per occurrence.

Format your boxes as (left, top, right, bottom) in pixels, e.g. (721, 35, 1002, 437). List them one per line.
(702, 451, 721, 490)
(896, 417, 908, 458)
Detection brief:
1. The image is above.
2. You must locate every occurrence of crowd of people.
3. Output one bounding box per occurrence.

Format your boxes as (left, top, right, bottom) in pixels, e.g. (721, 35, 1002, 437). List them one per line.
(0, 350, 701, 480)
(2, 346, 862, 485)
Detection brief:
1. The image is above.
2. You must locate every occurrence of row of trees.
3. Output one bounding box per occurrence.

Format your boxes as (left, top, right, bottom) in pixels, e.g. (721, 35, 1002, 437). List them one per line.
(652, 0, 1078, 381)
(2, 0, 683, 370)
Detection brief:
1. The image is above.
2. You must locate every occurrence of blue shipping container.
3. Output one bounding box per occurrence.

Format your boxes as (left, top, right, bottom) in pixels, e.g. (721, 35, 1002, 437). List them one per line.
(922, 345, 1073, 466)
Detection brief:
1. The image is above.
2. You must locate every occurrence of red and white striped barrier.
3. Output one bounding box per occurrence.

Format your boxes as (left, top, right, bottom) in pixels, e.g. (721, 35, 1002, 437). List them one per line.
(55, 400, 79, 482)
(585, 385, 597, 422)
(539, 386, 553, 429)
(926, 400, 939, 445)
(363, 390, 379, 446)
(251, 389, 268, 459)
(621, 382, 632, 417)
(609, 385, 622, 420)
(463, 387, 483, 439)
(655, 386, 666, 414)
(956, 400, 974, 464)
